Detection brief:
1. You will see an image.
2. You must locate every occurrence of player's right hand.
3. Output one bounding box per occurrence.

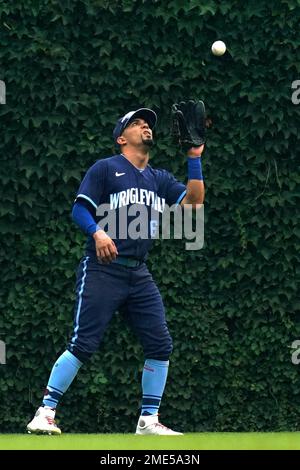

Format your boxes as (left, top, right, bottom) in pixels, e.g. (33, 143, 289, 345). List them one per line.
(93, 230, 118, 264)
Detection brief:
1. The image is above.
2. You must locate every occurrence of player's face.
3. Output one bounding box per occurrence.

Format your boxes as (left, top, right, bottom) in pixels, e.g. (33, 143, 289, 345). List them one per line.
(122, 118, 153, 147)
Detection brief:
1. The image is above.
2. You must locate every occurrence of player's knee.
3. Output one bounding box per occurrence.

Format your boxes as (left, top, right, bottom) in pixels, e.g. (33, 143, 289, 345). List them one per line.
(162, 335, 173, 359)
(162, 335, 173, 358)
(144, 333, 173, 361)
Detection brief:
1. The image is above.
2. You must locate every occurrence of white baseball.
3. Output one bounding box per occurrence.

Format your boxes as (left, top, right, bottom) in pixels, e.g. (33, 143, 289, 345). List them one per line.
(211, 40, 226, 56)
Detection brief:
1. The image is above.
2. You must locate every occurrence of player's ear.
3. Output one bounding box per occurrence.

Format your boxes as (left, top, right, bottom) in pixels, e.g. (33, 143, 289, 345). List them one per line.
(117, 135, 126, 146)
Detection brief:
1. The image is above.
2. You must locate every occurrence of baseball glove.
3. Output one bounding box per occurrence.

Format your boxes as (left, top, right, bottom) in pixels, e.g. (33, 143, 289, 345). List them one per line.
(171, 99, 206, 151)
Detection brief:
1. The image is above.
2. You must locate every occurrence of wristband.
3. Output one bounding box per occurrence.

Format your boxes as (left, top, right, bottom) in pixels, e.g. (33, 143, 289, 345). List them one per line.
(187, 157, 203, 180)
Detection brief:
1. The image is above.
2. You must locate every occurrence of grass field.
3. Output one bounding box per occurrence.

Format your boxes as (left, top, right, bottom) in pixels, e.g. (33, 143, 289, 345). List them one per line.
(0, 433, 300, 450)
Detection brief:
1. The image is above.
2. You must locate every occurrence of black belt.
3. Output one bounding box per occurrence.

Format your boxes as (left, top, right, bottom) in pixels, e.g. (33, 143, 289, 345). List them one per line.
(98, 257, 144, 268)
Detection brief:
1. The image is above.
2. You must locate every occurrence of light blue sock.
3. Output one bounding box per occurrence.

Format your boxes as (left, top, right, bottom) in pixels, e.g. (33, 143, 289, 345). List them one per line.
(43, 350, 83, 408)
(141, 359, 169, 416)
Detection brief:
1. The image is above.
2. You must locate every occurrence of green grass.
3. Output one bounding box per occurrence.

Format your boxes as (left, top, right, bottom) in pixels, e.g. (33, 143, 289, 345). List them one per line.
(0, 433, 299, 450)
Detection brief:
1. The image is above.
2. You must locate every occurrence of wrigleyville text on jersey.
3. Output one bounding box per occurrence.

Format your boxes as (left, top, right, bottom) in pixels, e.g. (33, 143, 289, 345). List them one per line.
(110, 187, 165, 213)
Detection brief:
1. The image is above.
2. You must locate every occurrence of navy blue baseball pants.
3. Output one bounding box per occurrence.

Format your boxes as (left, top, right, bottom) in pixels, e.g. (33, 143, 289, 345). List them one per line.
(67, 256, 173, 363)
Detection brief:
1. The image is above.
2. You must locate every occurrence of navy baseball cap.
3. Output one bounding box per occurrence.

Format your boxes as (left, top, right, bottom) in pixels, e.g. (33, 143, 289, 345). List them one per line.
(113, 108, 157, 143)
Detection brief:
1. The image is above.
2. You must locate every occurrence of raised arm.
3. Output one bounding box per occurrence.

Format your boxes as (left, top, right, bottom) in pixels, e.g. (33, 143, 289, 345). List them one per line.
(171, 100, 206, 207)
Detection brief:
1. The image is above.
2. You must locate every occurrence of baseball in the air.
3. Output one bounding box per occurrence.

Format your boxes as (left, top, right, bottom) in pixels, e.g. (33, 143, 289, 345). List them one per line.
(211, 40, 226, 56)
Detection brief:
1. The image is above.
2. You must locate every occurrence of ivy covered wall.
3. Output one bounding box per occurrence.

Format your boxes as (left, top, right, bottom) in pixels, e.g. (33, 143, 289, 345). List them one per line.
(0, 0, 299, 432)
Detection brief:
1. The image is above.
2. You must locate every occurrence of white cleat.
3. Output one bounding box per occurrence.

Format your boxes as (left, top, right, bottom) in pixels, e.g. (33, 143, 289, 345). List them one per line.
(26, 406, 61, 435)
(136, 414, 183, 435)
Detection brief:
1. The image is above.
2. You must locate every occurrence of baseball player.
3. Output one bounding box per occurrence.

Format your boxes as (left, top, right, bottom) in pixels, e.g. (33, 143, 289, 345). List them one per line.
(27, 102, 205, 435)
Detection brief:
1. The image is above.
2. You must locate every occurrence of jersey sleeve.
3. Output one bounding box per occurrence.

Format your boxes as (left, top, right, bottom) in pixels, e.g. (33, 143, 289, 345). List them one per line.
(74, 160, 107, 210)
(161, 170, 186, 206)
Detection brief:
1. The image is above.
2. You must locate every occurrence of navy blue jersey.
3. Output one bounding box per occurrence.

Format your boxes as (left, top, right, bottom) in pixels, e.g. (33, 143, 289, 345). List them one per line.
(74, 154, 186, 260)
